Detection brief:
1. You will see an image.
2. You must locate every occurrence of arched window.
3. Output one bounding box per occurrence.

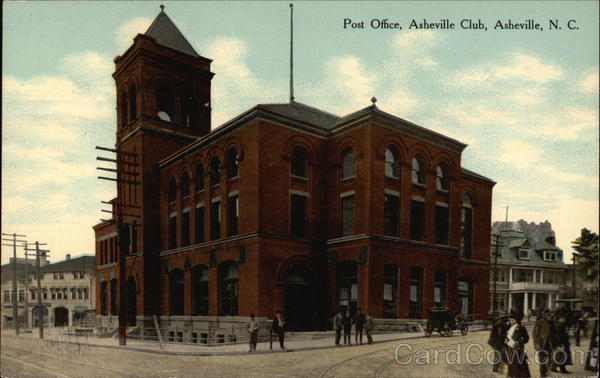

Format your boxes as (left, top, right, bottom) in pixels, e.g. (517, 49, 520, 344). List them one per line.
(411, 156, 426, 185)
(181, 88, 198, 128)
(210, 157, 221, 186)
(436, 164, 449, 191)
(128, 84, 137, 122)
(226, 148, 239, 179)
(291, 147, 308, 178)
(181, 172, 190, 198)
(341, 148, 355, 179)
(385, 147, 399, 178)
(218, 261, 238, 316)
(156, 82, 174, 121)
(461, 192, 474, 259)
(336, 261, 358, 314)
(192, 265, 209, 316)
(119, 91, 128, 127)
(195, 164, 204, 192)
(169, 269, 184, 315)
(168, 178, 177, 203)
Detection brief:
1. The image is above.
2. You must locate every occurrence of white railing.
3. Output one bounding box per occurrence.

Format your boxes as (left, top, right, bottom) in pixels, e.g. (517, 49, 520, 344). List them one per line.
(510, 282, 560, 291)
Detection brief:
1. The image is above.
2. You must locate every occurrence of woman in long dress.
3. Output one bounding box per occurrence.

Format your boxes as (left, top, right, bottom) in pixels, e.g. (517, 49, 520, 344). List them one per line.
(503, 310, 531, 378)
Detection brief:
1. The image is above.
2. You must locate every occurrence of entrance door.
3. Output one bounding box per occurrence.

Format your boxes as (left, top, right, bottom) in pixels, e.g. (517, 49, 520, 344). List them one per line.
(54, 307, 69, 327)
(127, 277, 137, 326)
(284, 264, 313, 331)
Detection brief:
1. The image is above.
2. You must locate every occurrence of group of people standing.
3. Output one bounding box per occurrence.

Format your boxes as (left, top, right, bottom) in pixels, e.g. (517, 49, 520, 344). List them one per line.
(246, 308, 376, 352)
(488, 308, 574, 377)
(333, 307, 375, 346)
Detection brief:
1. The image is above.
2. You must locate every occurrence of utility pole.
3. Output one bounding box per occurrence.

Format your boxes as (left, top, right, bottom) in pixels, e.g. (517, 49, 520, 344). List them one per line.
(25, 242, 50, 339)
(24, 243, 29, 329)
(2, 232, 27, 334)
(491, 233, 503, 318)
(97, 145, 139, 346)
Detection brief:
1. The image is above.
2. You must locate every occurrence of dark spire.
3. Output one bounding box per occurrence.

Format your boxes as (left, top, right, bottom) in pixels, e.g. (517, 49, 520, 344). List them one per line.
(145, 8, 199, 57)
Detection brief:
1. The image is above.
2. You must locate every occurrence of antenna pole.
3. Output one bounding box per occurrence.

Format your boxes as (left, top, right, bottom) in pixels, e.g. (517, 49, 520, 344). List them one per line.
(505, 206, 509, 222)
(289, 3, 294, 103)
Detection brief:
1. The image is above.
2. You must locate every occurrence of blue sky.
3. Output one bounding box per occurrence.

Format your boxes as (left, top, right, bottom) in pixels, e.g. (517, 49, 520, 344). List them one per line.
(2, 1, 598, 265)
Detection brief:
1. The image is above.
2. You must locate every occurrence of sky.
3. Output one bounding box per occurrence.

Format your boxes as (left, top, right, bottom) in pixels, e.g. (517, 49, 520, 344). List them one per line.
(2, 1, 598, 265)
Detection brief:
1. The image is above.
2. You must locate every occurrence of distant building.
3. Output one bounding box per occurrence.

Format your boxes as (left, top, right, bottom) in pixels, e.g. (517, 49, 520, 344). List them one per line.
(490, 221, 569, 316)
(1, 254, 96, 328)
(562, 258, 598, 312)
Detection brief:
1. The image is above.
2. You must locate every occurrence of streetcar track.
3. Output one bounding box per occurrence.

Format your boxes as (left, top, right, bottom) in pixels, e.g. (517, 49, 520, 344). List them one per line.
(1, 352, 72, 378)
(1, 345, 143, 378)
(318, 335, 468, 378)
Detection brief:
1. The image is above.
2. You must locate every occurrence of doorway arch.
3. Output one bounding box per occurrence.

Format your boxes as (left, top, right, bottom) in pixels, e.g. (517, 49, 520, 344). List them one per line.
(54, 307, 69, 327)
(283, 263, 314, 331)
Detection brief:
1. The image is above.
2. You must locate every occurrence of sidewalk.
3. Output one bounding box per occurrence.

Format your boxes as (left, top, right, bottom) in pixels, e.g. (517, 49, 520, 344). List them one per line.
(1, 325, 489, 356)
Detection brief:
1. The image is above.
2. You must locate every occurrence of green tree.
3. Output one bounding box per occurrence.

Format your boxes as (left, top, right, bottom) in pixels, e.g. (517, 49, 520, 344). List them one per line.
(571, 228, 599, 282)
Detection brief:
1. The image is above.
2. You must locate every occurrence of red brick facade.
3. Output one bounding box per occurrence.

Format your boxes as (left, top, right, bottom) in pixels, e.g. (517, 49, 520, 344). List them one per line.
(94, 10, 494, 330)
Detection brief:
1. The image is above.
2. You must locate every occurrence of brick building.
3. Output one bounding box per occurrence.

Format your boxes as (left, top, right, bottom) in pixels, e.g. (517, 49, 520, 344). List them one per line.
(93, 9, 494, 335)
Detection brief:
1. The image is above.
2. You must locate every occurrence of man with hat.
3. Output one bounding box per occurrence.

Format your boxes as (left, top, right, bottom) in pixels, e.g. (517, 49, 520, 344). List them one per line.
(532, 309, 560, 377)
(488, 313, 511, 373)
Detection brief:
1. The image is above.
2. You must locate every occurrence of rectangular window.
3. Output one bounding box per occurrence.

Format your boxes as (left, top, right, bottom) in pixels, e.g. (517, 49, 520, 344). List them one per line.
(341, 195, 355, 237)
(181, 211, 190, 247)
(383, 264, 398, 318)
(290, 194, 308, 238)
(434, 270, 446, 306)
(435, 205, 449, 245)
(110, 280, 118, 315)
(84, 288, 89, 300)
(169, 215, 178, 249)
(519, 249, 529, 260)
(384, 194, 400, 237)
(59, 272, 64, 279)
(461, 207, 473, 258)
(211, 201, 221, 240)
(228, 195, 239, 236)
(43, 290, 47, 300)
(4, 291, 10, 303)
(131, 225, 137, 254)
(51, 290, 56, 300)
(410, 200, 425, 241)
(195, 206, 205, 243)
(409, 267, 423, 319)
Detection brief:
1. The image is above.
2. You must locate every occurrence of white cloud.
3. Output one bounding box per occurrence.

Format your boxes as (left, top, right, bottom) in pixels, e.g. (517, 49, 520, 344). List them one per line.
(497, 140, 541, 167)
(579, 72, 599, 94)
(449, 53, 563, 88)
(524, 107, 598, 141)
(3, 75, 111, 120)
(116, 17, 152, 50)
(205, 37, 285, 125)
(443, 106, 512, 126)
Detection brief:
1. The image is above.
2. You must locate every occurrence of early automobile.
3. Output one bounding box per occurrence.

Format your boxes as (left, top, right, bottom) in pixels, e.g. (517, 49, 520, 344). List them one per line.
(424, 307, 469, 337)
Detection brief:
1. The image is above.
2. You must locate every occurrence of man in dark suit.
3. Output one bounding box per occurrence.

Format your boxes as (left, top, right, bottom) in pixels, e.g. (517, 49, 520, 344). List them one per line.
(354, 307, 366, 345)
(271, 310, 285, 349)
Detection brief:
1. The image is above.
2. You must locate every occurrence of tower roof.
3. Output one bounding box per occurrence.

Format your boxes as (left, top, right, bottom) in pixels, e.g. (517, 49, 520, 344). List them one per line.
(145, 8, 199, 57)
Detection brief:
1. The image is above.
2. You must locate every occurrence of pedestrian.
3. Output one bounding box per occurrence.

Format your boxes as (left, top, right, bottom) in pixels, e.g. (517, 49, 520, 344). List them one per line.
(488, 314, 510, 373)
(271, 310, 285, 349)
(333, 309, 343, 347)
(353, 307, 365, 345)
(503, 310, 530, 378)
(365, 311, 375, 344)
(247, 313, 259, 353)
(532, 309, 559, 377)
(551, 308, 572, 373)
(342, 309, 352, 345)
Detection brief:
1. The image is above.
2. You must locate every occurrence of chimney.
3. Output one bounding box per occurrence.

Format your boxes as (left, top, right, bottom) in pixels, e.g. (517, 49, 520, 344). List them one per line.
(66, 254, 71, 260)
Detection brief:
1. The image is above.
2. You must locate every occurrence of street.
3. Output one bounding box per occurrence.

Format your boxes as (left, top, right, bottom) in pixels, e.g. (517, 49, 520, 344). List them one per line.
(1, 328, 595, 377)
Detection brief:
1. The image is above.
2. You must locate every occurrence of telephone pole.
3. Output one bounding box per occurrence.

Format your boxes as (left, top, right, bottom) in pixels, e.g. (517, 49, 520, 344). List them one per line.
(2, 232, 27, 334)
(97, 145, 139, 346)
(25, 242, 49, 339)
(491, 233, 503, 318)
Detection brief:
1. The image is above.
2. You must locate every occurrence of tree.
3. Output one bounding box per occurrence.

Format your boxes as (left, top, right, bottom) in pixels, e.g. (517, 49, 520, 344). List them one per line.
(571, 228, 599, 282)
